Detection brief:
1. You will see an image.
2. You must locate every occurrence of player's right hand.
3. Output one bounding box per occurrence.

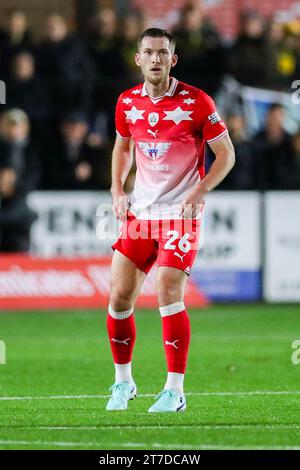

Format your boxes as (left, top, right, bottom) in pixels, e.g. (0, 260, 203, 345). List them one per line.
(111, 188, 128, 221)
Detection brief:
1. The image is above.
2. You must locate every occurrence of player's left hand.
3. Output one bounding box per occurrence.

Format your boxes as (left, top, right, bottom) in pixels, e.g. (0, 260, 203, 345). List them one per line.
(180, 183, 207, 219)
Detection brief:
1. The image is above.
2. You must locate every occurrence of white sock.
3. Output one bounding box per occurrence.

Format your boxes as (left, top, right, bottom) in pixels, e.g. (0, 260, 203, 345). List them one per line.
(164, 372, 184, 395)
(114, 362, 133, 384)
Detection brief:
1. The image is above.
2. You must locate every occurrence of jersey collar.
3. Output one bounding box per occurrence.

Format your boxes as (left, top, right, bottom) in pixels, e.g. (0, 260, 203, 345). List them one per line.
(141, 77, 178, 101)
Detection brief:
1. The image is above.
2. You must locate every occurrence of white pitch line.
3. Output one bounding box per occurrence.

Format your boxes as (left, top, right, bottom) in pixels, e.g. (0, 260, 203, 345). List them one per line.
(153, 444, 300, 450)
(1, 390, 300, 401)
(6, 424, 300, 431)
(0, 394, 111, 401)
(152, 443, 300, 450)
(0, 440, 299, 450)
(0, 439, 143, 448)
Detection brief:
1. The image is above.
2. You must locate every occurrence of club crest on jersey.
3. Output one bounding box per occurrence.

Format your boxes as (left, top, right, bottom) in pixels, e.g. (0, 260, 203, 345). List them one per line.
(148, 112, 159, 127)
(208, 112, 221, 124)
(138, 142, 171, 160)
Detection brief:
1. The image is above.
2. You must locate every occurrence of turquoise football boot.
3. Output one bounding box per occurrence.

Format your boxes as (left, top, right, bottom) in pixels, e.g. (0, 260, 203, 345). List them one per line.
(148, 389, 186, 413)
(106, 382, 137, 411)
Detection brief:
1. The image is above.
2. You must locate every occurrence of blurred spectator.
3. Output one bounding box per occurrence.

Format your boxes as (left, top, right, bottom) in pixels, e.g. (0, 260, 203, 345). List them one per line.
(120, 13, 143, 88)
(88, 8, 125, 79)
(286, 131, 300, 189)
(291, 23, 300, 90)
(208, 113, 255, 190)
(270, 128, 300, 190)
(253, 103, 295, 190)
(0, 109, 38, 252)
(173, 3, 226, 96)
(267, 18, 298, 90)
(0, 11, 33, 77)
(37, 14, 94, 118)
(5, 51, 49, 139)
(87, 8, 126, 121)
(43, 111, 110, 190)
(228, 9, 274, 88)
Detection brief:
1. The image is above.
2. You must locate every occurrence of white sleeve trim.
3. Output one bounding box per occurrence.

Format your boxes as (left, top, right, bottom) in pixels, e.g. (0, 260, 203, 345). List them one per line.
(116, 130, 131, 140)
(206, 129, 228, 144)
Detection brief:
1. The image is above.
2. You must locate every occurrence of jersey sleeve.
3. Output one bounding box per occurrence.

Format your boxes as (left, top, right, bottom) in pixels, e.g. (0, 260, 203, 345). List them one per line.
(115, 94, 131, 139)
(200, 92, 228, 144)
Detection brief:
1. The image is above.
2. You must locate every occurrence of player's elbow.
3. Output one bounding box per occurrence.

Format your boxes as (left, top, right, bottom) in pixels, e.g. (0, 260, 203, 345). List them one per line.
(216, 146, 235, 173)
(212, 135, 235, 172)
(223, 139, 236, 172)
(227, 146, 236, 171)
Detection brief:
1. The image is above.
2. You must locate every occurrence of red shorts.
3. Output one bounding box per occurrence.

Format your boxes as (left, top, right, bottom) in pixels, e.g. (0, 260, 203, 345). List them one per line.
(112, 214, 202, 275)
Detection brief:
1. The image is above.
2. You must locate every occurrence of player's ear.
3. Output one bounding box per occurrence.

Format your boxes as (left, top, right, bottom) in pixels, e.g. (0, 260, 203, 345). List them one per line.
(171, 54, 178, 68)
(135, 52, 141, 67)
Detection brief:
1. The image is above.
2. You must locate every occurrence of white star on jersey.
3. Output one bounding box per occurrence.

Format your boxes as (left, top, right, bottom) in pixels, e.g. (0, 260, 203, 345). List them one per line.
(183, 98, 195, 105)
(132, 89, 141, 95)
(163, 106, 193, 125)
(179, 90, 189, 95)
(122, 97, 133, 104)
(125, 106, 145, 124)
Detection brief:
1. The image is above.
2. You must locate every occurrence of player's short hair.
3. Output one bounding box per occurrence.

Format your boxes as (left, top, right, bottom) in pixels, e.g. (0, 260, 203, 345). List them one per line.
(137, 28, 176, 53)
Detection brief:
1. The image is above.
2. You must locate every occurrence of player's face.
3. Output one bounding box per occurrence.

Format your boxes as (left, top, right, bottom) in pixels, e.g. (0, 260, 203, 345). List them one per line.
(135, 36, 177, 85)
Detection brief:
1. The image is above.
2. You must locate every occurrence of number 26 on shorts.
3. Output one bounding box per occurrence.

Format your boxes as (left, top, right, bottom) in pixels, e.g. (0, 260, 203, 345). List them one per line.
(164, 231, 191, 253)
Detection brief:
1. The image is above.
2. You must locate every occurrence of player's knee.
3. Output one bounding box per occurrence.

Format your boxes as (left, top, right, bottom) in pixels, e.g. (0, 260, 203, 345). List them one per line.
(157, 278, 182, 305)
(110, 288, 135, 312)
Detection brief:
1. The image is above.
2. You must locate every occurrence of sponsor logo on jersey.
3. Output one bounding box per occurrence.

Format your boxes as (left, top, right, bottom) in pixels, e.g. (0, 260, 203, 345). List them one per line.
(137, 142, 171, 160)
(145, 163, 169, 171)
(208, 112, 221, 124)
(148, 112, 159, 127)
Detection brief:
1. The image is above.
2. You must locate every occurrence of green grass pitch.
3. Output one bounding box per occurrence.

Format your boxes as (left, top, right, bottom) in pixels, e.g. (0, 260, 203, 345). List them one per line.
(0, 304, 300, 450)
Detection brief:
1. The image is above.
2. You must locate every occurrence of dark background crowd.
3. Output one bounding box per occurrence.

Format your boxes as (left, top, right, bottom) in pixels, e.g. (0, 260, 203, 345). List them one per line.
(1, 2, 300, 251)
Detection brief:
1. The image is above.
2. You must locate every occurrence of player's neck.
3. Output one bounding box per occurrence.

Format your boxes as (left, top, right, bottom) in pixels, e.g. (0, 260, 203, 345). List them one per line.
(144, 77, 170, 98)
